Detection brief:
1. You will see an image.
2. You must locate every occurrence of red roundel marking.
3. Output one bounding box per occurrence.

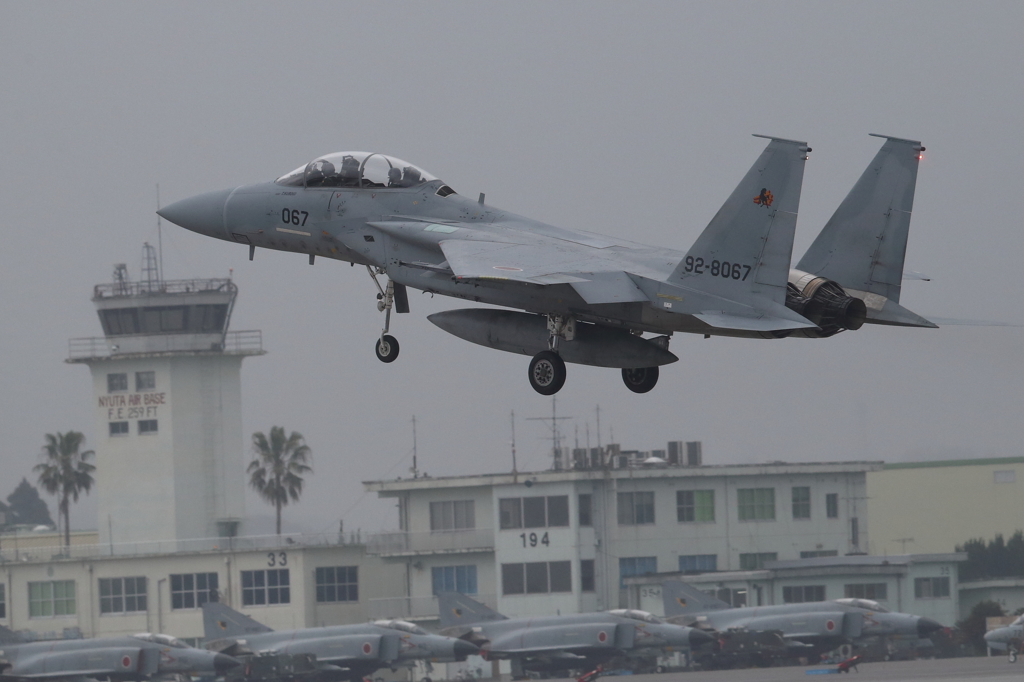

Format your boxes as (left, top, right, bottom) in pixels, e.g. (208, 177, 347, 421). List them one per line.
(122, 656, 132, 668)
(597, 631, 607, 643)
(826, 620, 835, 631)
(362, 642, 372, 654)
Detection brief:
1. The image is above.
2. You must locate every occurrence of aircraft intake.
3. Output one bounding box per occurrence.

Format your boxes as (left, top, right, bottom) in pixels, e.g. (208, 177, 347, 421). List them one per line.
(785, 270, 867, 338)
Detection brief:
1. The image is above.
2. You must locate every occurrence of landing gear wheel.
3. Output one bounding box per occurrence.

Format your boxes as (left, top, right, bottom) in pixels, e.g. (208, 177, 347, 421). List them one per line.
(528, 351, 566, 395)
(622, 366, 659, 393)
(375, 335, 400, 363)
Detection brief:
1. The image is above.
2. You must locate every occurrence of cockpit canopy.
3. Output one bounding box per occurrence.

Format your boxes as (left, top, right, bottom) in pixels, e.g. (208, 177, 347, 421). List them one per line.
(373, 619, 428, 635)
(608, 609, 664, 624)
(834, 598, 890, 613)
(1011, 615, 1024, 627)
(276, 152, 438, 189)
(132, 633, 188, 648)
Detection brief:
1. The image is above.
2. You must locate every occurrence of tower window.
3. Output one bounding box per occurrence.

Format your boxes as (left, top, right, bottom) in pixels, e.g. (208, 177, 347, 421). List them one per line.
(135, 371, 155, 391)
(139, 420, 158, 435)
(109, 422, 129, 437)
(107, 373, 128, 392)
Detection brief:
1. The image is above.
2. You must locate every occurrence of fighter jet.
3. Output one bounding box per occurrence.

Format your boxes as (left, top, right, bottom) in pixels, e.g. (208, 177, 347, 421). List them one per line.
(0, 625, 238, 681)
(984, 615, 1024, 660)
(159, 134, 931, 394)
(201, 601, 477, 681)
(436, 592, 711, 677)
(661, 581, 942, 659)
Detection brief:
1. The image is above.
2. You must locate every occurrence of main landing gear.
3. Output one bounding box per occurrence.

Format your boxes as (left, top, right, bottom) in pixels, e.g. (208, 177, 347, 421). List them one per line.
(526, 315, 662, 395)
(368, 266, 404, 363)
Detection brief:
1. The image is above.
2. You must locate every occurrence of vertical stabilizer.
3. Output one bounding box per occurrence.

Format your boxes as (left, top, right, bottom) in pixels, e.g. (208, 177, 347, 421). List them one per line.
(438, 592, 508, 628)
(202, 601, 274, 640)
(797, 134, 924, 303)
(672, 136, 810, 308)
(661, 581, 732, 617)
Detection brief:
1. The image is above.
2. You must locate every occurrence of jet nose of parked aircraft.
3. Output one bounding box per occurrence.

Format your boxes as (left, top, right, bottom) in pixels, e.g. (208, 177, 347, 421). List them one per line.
(917, 617, 943, 637)
(688, 628, 715, 647)
(158, 188, 232, 238)
(213, 653, 242, 674)
(453, 638, 480, 660)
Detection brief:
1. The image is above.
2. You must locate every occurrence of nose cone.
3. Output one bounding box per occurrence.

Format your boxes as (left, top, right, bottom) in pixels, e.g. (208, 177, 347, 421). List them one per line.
(917, 617, 943, 637)
(688, 628, 715, 648)
(453, 638, 480, 660)
(159, 188, 232, 238)
(213, 653, 242, 674)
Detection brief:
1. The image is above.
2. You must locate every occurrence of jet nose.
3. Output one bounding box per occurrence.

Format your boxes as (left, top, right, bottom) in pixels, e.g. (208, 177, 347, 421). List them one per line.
(917, 617, 943, 637)
(158, 188, 232, 238)
(453, 638, 480, 660)
(689, 628, 715, 647)
(213, 653, 242, 674)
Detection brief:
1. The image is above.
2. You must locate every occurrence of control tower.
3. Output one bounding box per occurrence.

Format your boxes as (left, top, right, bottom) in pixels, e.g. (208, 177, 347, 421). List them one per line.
(68, 246, 264, 547)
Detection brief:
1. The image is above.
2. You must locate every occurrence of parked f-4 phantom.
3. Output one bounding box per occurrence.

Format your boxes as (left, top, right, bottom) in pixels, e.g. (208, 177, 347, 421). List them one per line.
(160, 134, 932, 394)
(661, 581, 942, 659)
(0, 625, 239, 682)
(984, 615, 1024, 660)
(436, 592, 711, 677)
(201, 601, 477, 681)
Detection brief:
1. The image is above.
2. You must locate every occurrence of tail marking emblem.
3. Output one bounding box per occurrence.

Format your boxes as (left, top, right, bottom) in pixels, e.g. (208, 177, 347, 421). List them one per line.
(753, 188, 774, 207)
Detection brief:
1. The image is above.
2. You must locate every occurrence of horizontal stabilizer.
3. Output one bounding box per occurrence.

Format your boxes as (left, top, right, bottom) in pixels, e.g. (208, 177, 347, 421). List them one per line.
(695, 310, 816, 332)
(851, 290, 937, 328)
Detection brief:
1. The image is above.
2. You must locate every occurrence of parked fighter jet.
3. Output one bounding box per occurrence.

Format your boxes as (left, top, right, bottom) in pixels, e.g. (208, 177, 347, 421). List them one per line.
(0, 625, 238, 681)
(201, 601, 477, 681)
(436, 592, 711, 677)
(160, 135, 931, 394)
(984, 615, 1024, 660)
(661, 581, 942, 658)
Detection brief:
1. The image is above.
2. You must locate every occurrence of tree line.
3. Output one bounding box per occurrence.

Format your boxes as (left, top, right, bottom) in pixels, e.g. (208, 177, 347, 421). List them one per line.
(956, 532, 1024, 581)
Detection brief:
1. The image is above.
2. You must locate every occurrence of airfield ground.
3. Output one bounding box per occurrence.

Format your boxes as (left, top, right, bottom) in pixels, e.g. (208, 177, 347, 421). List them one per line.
(542, 657, 1024, 682)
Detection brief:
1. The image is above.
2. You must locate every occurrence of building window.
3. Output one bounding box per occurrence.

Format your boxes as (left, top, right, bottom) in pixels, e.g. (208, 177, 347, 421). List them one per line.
(109, 421, 129, 437)
(170, 572, 218, 610)
(619, 556, 657, 588)
(800, 550, 838, 558)
(241, 569, 290, 606)
(0, 583, 5, 619)
(135, 371, 155, 391)
(826, 493, 839, 519)
(501, 562, 571, 595)
(677, 490, 715, 522)
(315, 566, 358, 603)
(783, 585, 826, 603)
(737, 488, 775, 521)
(107, 373, 127, 393)
(99, 577, 147, 614)
(578, 494, 592, 527)
(845, 583, 888, 600)
(138, 419, 158, 435)
(28, 581, 75, 617)
(432, 565, 477, 595)
(678, 554, 717, 573)
(617, 491, 655, 525)
(851, 517, 860, 547)
(499, 496, 569, 529)
(914, 577, 950, 599)
(792, 487, 811, 519)
(429, 500, 475, 532)
(580, 560, 595, 592)
(738, 552, 777, 570)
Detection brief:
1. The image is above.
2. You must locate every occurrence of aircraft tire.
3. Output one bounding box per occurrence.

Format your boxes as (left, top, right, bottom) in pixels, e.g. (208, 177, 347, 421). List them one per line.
(376, 335, 400, 363)
(528, 351, 566, 395)
(621, 366, 659, 393)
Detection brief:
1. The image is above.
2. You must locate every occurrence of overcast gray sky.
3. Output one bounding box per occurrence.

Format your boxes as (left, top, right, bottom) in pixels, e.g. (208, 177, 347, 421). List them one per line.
(2, 1, 1023, 535)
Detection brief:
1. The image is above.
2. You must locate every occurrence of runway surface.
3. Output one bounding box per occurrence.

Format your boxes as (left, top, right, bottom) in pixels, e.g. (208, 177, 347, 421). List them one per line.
(558, 657, 1024, 681)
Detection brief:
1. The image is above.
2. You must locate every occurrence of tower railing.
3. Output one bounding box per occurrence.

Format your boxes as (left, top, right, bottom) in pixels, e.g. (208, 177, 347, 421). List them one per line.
(93, 278, 236, 299)
(67, 330, 263, 359)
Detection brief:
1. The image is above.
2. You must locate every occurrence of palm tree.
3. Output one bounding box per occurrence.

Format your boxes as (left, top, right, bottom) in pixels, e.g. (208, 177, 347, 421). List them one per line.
(34, 431, 96, 548)
(248, 427, 312, 535)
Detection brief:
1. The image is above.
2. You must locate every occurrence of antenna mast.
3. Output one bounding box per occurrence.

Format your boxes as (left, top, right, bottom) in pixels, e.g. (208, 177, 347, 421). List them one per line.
(511, 410, 518, 482)
(156, 184, 164, 281)
(527, 397, 572, 470)
(410, 416, 418, 478)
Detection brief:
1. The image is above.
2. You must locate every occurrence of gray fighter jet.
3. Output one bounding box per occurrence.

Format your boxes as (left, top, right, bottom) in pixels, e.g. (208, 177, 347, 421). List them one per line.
(0, 625, 238, 681)
(437, 592, 711, 676)
(201, 601, 477, 681)
(160, 135, 931, 394)
(661, 581, 942, 658)
(984, 615, 1023, 660)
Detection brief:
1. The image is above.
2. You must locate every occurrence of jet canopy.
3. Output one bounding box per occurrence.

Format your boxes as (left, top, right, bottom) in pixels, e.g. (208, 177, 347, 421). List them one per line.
(373, 619, 428, 634)
(132, 633, 189, 648)
(276, 152, 438, 189)
(608, 609, 664, 624)
(1011, 615, 1024, 627)
(834, 598, 889, 613)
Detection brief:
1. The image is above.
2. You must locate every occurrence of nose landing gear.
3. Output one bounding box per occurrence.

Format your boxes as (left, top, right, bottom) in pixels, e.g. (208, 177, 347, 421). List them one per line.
(368, 266, 406, 363)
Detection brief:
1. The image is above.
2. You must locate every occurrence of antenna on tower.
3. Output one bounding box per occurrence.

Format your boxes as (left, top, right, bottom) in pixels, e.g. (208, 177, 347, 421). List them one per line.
(410, 416, 419, 479)
(113, 263, 130, 295)
(527, 397, 572, 470)
(511, 410, 518, 482)
(141, 243, 160, 292)
(156, 184, 164, 282)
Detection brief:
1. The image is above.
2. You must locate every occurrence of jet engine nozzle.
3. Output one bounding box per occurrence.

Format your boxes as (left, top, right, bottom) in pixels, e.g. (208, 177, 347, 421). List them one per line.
(785, 270, 867, 337)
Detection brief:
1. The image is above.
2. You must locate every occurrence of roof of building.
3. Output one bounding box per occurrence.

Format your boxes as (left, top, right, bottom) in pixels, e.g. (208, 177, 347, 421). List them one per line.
(364, 461, 884, 493)
(880, 457, 1024, 471)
